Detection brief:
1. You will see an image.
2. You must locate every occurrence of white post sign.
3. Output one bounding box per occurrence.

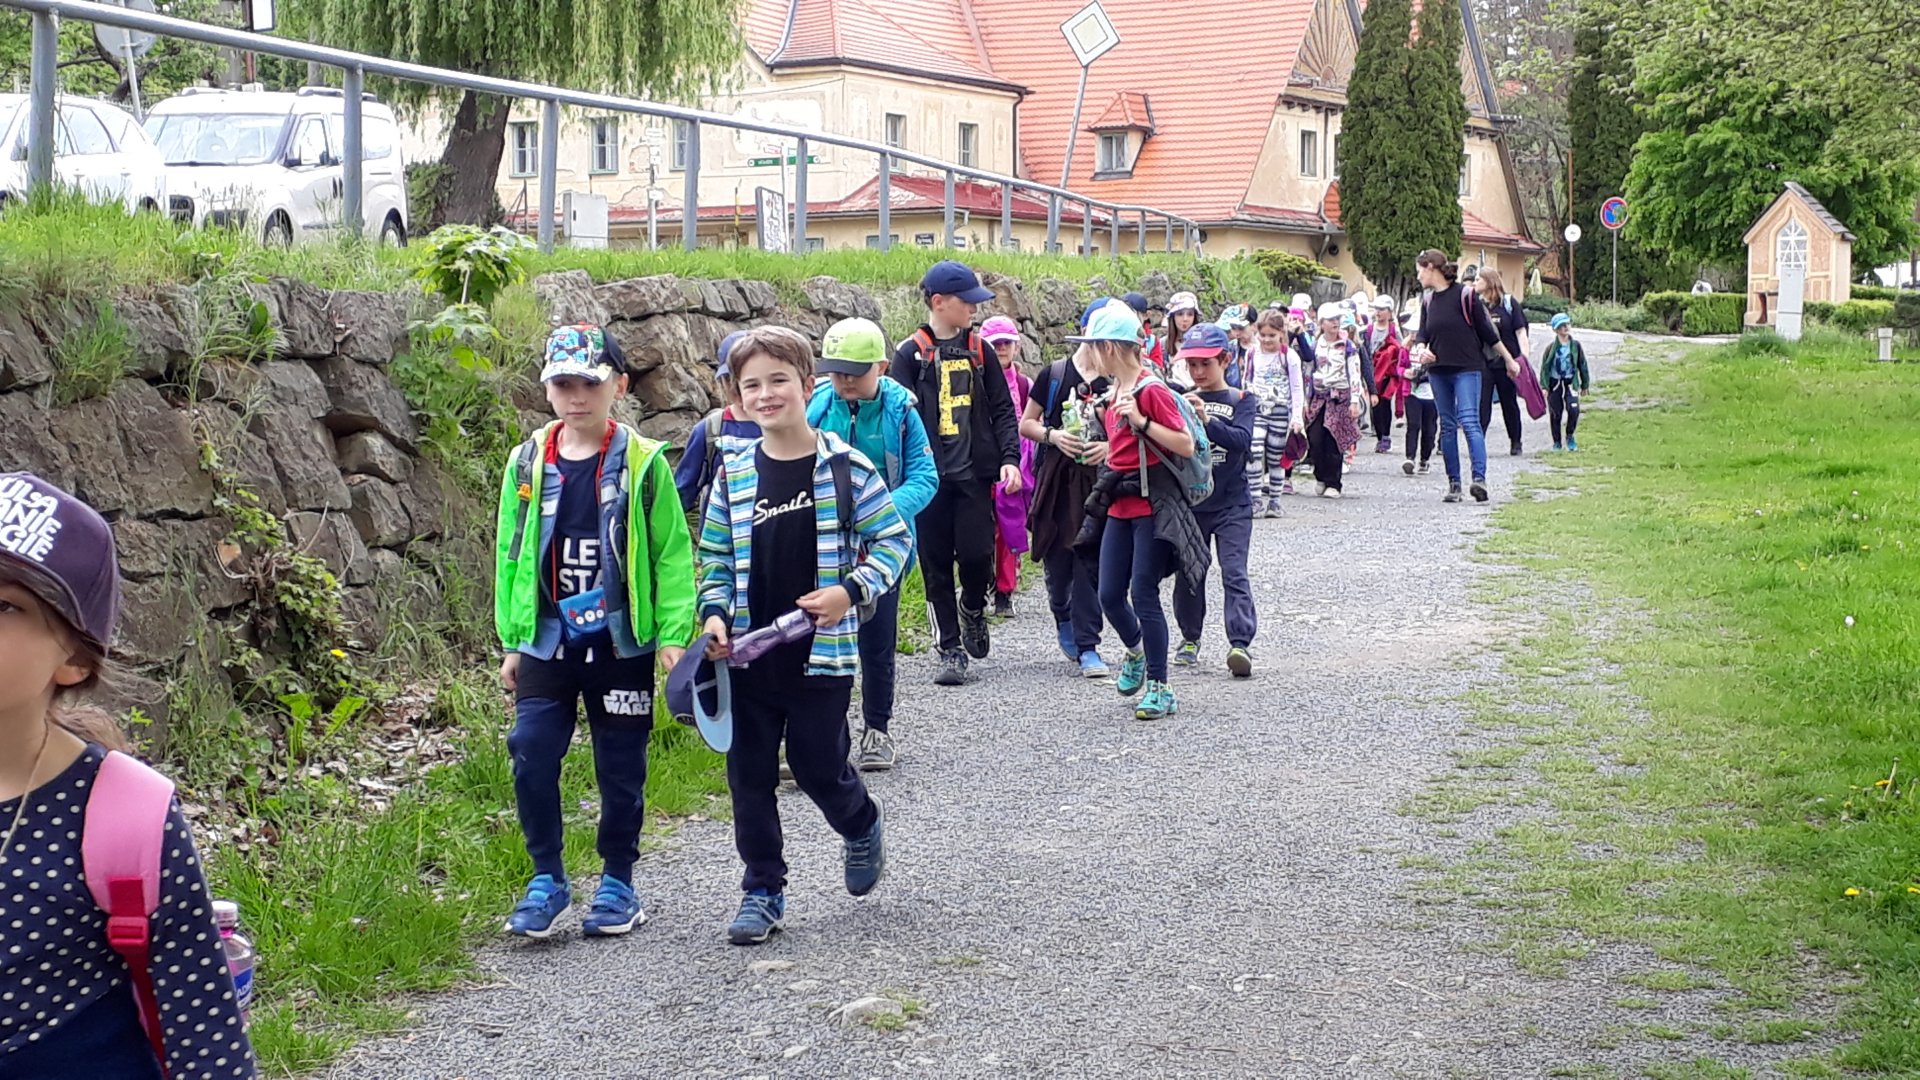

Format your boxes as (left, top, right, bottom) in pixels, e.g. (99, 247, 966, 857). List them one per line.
(756, 187, 789, 252)
(1777, 259, 1806, 342)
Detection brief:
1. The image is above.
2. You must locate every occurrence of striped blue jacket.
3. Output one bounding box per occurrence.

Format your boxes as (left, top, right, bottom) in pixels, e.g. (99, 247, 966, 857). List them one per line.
(697, 430, 912, 678)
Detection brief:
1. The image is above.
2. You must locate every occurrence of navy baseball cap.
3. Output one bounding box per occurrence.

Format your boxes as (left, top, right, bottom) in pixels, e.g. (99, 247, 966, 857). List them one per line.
(1175, 323, 1231, 359)
(920, 260, 996, 304)
(714, 329, 750, 380)
(1121, 291, 1150, 314)
(0, 472, 121, 650)
(666, 635, 733, 752)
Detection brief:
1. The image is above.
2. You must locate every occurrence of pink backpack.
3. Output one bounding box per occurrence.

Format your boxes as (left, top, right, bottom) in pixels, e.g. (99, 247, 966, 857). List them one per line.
(83, 750, 176, 1075)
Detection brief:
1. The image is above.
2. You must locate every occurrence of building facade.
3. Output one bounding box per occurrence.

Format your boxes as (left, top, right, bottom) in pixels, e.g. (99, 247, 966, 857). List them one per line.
(1743, 182, 1855, 326)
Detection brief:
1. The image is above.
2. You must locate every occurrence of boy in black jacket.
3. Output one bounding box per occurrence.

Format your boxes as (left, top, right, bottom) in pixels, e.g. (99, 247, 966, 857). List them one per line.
(888, 260, 1023, 686)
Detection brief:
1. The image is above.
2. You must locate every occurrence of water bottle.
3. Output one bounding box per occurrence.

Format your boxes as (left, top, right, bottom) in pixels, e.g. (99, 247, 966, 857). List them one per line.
(212, 900, 255, 1024)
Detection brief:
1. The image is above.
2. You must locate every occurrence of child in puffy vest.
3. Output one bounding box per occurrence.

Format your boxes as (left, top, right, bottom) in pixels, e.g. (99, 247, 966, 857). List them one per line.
(0, 471, 256, 1079)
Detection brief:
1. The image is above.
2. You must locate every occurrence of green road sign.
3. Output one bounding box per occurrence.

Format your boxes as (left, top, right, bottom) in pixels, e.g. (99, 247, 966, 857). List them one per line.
(747, 155, 823, 167)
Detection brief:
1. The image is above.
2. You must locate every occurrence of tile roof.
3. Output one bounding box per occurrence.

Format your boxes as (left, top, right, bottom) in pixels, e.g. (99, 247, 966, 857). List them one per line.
(1782, 181, 1856, 242)
(818, 173, 1111, 222)
(745, 0, 1021, 92)
(1088, 91, 1153, 132)
(1463, 208, 1543, 253)
(1237, 201, 1329, 232)
(969, 0, 1315, 219)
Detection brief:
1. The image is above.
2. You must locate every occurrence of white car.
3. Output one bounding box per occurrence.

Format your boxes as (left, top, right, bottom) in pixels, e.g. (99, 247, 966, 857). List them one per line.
(0, 94, 171, 214)
(144, 86, 409, 246)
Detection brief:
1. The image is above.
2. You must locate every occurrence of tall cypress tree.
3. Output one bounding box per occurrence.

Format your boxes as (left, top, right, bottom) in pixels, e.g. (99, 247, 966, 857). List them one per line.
(1567, 12, 1685, 300)
(1338, 0, 1420, 303)
(1408, 0, 1468, 267)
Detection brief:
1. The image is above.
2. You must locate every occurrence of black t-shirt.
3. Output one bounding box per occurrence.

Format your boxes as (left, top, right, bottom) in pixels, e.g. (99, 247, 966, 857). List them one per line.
(746, 448, 819, 678)
(550, 450, 609, 648)
(1415, 283, 1502, 371)
(889, 330, 1019, 482)
(1484, 294, 1529, 368)
(1029, 360, 1110, 467)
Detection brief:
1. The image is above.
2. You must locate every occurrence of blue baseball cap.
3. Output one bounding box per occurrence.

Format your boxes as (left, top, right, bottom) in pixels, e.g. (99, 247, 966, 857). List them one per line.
(714, 329, 750, 380)
(920, 260, 996, 304)
(1550, 313, 1571, 329)
(1175, 323, 1231, 359)
(1121, 291, 1150, 314)
(666, 635, 732, 752)
(1066, 299, 1145, 344)
(1078, 298, 1108, 331)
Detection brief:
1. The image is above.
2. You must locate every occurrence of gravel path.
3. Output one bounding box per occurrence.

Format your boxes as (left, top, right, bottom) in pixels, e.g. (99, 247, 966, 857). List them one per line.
(324, 333, 1811, 1078)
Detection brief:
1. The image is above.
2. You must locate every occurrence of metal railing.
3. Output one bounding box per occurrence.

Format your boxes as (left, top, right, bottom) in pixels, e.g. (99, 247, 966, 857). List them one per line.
(6, 0, 1204, 256)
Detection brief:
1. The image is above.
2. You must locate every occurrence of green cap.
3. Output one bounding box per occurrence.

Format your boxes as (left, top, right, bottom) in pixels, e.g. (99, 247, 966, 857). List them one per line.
(818, 318, 888, 374)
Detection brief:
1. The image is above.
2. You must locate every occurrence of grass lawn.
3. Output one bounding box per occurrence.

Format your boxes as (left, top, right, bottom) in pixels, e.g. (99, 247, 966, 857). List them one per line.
(1455, 330, 1920, 1074)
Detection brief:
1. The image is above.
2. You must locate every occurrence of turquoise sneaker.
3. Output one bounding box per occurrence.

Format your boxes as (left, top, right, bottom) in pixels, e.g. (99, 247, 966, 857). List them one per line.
(582, 875, 645, 937)
(1566, 437, 1578, 451)
(505, 874, 571, 938)
(1135, 680, 1178, 720)
(1116, 647, 1147, 697)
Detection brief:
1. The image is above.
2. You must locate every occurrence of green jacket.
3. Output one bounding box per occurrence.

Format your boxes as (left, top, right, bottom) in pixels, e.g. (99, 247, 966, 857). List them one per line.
(494, 420, 697, 658)
(1537, 337, 1590, 391)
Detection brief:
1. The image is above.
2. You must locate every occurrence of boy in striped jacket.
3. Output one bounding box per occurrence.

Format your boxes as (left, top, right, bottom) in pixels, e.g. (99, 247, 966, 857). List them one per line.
(695, 326, 913, 946)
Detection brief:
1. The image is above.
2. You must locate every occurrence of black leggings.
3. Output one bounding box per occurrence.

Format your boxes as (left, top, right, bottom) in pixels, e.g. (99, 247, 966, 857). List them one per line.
(1404, 397, 1438, 463)
(1548, 380, 1581, 445)
(1308, 414, 1344, 490)
(1479, 363, 1523, 446)
(1370, 398, 1395, 443)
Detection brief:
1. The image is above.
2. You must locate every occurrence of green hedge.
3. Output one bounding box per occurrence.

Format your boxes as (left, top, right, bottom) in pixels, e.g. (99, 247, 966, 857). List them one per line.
(1641, 291, 1745, 336)
(1522, 293, 1570, 320)
(1849, 283, 1900, 303)
(1569, 301, 1667, 334)
(1246, 249, 1339, 291)
(1807, 299, 1896, 332)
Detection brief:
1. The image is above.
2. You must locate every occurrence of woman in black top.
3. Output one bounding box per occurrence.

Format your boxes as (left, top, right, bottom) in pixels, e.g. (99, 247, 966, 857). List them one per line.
(1410, 250, 1518, 503)
(1474, 268, 1530, 455)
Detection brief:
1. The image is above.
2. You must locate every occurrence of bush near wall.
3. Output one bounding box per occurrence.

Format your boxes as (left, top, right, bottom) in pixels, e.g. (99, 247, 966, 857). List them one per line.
(1641, 291, 1744, 336)
(1848, 283, 1902, 303)
(1805, 299, 1896, 332)
(1521, 292, 1570, 320)
(1247, 249, 1339, 292)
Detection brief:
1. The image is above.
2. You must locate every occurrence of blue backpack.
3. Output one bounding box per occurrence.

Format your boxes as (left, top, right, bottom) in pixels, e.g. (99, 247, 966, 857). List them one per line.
(1133, 374, 1213, 505)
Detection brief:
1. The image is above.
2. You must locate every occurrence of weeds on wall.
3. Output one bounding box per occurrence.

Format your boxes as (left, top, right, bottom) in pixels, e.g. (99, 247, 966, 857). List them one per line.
(49, 300, 133, 405)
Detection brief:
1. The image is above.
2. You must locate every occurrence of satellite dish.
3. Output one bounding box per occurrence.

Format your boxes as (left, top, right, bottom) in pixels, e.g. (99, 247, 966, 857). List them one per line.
(93, 0, 158, 60)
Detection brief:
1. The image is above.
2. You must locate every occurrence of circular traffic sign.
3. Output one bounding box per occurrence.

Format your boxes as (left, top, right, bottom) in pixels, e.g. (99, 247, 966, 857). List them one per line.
(1563, 223, 1583, 244)
(1601, 197, 1628, 231)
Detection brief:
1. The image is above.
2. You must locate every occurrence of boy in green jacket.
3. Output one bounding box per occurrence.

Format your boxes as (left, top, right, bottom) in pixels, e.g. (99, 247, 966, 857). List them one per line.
(494, 324, 696, 939)
(1538, 313, 1591, 451)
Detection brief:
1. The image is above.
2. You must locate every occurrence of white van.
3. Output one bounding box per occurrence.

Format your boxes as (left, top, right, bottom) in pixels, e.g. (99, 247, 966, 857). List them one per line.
(145, 86, 410, 246)
(0, 94, 170, 214)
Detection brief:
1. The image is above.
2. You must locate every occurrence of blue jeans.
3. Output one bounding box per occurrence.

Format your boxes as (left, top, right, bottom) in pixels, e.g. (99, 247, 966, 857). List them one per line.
(1044, 545, 1104, 654)
(1098, 514, 1174, 681)
(1429, 367, 1487, 484)
(856, 588, 901, 731)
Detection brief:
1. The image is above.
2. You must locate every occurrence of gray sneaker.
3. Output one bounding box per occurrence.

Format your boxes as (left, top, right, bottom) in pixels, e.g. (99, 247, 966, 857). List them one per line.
(933, 648, 969, 686)
(856, 728, 896, 772)
(1262, 497, 1284, 518)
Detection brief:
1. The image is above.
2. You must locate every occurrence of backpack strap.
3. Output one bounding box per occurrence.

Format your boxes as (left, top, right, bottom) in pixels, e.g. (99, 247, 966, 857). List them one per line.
(698, 408, 726, 491)
(84, 751, 176, 1076)
(1044, 359, 1069, 420)
(504, 426, 551, 562)
(968, 330, 986, 369)
(829, 451, 855, 542)
(911, 328, 937, 375)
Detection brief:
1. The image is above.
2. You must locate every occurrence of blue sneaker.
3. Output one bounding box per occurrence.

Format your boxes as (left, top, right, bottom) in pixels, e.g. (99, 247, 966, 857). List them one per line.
(1078, 650, 1110, 679)
(1566, 437, 1578, 452)
(505, 874, 571, 938)
(1135, 680, 1178, 721)
(581, 875, 645, 937)
(844, 797, 886, 897)
(1056, 622, 1077, 661)
(1116, 647, 1147, 697)
(727, 889, 786, 945)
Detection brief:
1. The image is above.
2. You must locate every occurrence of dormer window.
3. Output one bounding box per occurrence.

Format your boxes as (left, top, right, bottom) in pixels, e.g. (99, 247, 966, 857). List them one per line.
(1088, 90, 1153, 180)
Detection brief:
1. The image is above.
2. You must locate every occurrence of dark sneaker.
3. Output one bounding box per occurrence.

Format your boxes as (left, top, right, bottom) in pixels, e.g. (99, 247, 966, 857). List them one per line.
(1226, 647, 1253, 678)
(1470, 479, 1489, 503)
(959, 605, 991, 659)
(1552, 442, 1564, 452)
(844, 798, 886, 897)
(933, 648, 968, 686)
(1055, 622, 1077, 661)
(1402, 460, 1416, 476)
(992, 592, 1015, 618)
(1510, 439, 1523, 456)
(1174, 640, 1200, 667)
(727, 890, 785, 945)
(1263, 497, 1284, 519)
(505, 874, 571, 938)
(1418, 461, 1432, 475)
(582, 875, 645, 937)
(856, 727, 895, 772)
(1443, 483, 1463, 504)
(1376, 438, 1391, 453)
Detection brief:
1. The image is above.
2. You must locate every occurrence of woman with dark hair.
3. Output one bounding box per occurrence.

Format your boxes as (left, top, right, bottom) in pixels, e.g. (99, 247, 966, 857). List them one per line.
(1409, 250, 1517, 503)
(1473, 268, 1530, 455)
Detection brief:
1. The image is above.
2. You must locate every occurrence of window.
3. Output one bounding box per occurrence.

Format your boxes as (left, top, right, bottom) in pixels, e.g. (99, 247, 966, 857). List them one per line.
(669, 119, 690, 171)
(1331, 132, 1341, 179)
(865, 233, 900, 249)
(324, 115, 397, 160)
(1459, 153, 1472, 196)
(290, 117, 330, 168)
(61, 107, 112, 155)
(804, 237, 825, 252)
(1097, 132, 1128, 173)
(957, 122, 978, 168)
(1777, 218, 1809, 272)
(885, 113, 906, 150)
(590, 118, 619, 175)
(1299, 128, 1318, 178)
(509, 121, 537, 177)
